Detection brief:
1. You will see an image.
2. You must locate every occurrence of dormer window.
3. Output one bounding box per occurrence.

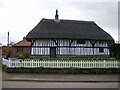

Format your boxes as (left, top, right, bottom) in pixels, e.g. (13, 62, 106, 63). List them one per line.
(99, 41, 103, 44)
(77, 40, 85, 44)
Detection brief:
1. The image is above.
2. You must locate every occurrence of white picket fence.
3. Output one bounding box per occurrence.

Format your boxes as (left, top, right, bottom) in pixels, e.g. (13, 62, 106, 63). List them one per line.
(2, 58, 120, 68)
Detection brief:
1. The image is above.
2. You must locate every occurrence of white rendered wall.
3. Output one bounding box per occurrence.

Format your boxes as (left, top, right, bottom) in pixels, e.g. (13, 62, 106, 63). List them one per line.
(31, 39, 109, 56)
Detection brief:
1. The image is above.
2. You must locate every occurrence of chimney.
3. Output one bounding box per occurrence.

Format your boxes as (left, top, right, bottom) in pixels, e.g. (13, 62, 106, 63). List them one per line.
(54, 9, 60, 23)
(55, 9, 59, 20)
(23, 37, 26, 42)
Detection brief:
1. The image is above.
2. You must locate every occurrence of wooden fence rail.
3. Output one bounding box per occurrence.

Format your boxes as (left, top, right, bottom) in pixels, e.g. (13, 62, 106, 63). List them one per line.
(2, 58, 120, 68)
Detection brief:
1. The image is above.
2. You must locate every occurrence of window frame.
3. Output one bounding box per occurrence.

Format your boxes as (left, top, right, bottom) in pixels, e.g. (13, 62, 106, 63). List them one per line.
(17, 47, 23, 53)
(77, 40, 86, 44)
(99, 41, 104, 44)
(99, 47, 104, 53)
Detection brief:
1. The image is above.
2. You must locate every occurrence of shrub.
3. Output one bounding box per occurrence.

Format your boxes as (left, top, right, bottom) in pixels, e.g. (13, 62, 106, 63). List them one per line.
(17, 52, 29, 59)
(4, 52, 11, 59)
(68, 67, 75, 74)
(109, 44, 120, 59)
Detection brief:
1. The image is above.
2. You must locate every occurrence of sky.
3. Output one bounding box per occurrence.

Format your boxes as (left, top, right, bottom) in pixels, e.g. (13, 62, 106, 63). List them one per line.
(0, 0, 119, 45)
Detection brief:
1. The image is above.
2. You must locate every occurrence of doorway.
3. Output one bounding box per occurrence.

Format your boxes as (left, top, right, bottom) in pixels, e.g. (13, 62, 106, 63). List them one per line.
(50, 47, 56, 57)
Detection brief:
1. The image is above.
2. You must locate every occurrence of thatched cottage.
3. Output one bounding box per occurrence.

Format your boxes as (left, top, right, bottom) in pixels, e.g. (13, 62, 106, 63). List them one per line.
(26, 10, 114, 59)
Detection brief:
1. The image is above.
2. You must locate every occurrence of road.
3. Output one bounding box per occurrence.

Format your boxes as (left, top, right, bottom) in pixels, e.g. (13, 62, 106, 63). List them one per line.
(2, 81, 119, 88)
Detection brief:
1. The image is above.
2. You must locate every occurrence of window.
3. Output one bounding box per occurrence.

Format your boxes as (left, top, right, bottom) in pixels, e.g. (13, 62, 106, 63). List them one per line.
(77, 40, 85, 44)
(99, 48, 104, 53)
(99, 41, 103, 44)
(17, 47, 23, 52)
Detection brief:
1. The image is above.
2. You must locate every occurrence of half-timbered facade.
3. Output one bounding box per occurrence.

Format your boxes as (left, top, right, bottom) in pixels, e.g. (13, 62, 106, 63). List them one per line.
(26, 10, 114, 58)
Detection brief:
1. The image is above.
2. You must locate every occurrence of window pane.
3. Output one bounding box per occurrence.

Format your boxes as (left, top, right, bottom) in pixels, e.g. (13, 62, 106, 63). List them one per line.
(99, 41, 103, 44)
(99, 48, 104, 53)
(77, 40, 85, 44)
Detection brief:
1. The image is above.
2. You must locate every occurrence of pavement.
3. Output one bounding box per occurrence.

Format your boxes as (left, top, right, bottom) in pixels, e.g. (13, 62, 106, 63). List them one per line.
(2, 71, 119, 82)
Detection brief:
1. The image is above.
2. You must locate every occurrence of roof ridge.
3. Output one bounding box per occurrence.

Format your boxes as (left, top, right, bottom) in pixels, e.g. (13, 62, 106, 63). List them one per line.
(12, 39, 31, 46)
(42, 18, 93, 22)
(12, 40, 23, 46)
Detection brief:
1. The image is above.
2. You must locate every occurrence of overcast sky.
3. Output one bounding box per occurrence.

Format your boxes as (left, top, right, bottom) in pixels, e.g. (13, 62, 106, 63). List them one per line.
(0, 0, 119, 45)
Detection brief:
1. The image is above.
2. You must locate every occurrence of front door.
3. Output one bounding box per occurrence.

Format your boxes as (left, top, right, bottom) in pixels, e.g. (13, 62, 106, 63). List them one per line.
(50, 47, 56, 57)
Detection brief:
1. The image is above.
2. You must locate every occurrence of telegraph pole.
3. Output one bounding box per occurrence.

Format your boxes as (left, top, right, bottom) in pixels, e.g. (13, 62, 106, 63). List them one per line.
(7, 31, 9, 46)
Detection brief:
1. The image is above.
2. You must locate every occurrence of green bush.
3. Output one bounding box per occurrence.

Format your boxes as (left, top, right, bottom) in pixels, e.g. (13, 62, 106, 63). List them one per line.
(109, 44, 120, 59)
(68, 67, 75, 74)
(17, 52, 29, 59)
(4, 52, 11, 59)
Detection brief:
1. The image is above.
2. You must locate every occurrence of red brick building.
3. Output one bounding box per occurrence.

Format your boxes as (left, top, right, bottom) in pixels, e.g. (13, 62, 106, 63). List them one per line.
(2, 46, 11, 57)
(11, 37, 31, 56)
(2, 38, 31, 57)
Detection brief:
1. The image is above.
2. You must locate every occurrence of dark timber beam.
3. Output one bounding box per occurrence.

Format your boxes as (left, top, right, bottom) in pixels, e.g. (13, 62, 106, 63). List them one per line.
(31, 39, 37, 46)
(52, 39, 58, 46)
(89, 40, 97, 55)
(106, 40, 114, 47)
(89, 40, 97, 47)
(69, 39, 74, 46)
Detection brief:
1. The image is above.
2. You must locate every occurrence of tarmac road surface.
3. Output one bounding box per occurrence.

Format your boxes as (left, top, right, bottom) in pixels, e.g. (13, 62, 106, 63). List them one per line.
(2, 81, 119, 88)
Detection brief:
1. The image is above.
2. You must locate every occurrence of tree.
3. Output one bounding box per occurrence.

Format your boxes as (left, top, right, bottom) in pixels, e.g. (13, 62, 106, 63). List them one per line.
(109, 44, 120, 59)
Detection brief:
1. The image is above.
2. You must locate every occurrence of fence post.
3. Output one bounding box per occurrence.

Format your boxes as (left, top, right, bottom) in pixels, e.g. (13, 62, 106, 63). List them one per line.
(32, 60, 33, 68)
(81, 60, 82, 68)
(1, 58, 3, 64)
(104, 60, 106, 68)
(2, 58, 4, 65)
(57, 60, 58, 68)
(8, 58, 11, 67)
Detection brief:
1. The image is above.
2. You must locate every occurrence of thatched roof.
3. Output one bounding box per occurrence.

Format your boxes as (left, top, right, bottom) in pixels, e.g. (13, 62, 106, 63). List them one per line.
(26, 18, 114, 41)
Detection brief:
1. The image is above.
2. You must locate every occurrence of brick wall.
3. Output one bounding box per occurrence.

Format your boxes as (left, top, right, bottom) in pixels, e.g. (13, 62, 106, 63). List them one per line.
(11, 46, 31, 56)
